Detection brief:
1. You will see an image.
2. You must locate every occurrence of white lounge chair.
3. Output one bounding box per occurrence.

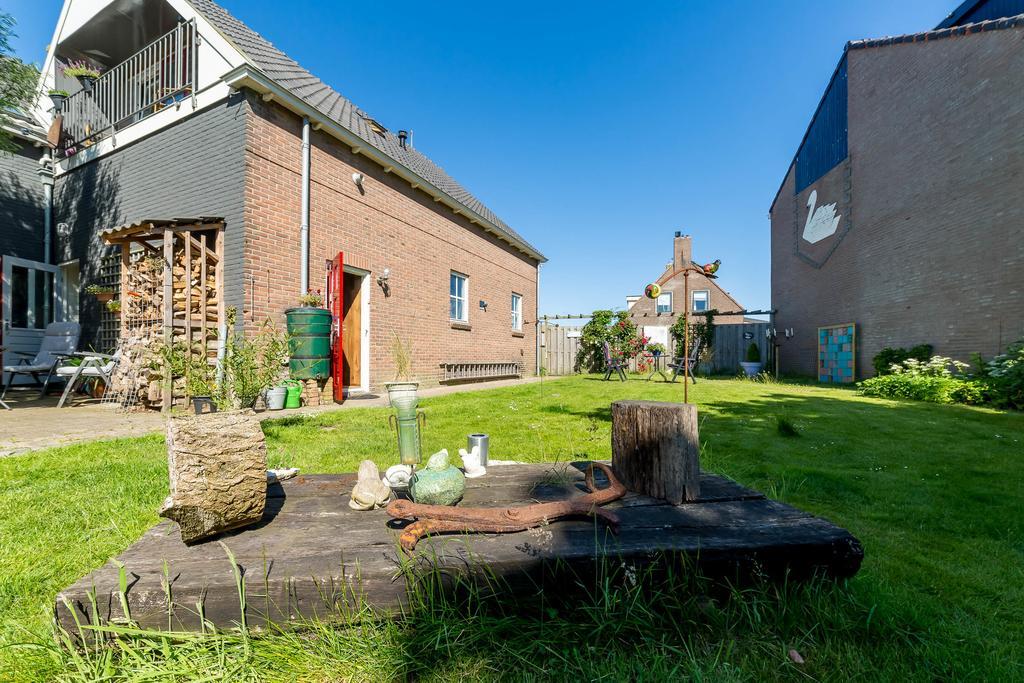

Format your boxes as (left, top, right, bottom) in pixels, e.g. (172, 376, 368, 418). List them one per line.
(1, 322, 81, 409)
(55, 350, 121, 408)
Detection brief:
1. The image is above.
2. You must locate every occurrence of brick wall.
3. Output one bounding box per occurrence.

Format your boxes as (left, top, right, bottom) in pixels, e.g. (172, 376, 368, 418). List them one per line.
(771, 26, 1024, 377)
(242, 95, 540, 390)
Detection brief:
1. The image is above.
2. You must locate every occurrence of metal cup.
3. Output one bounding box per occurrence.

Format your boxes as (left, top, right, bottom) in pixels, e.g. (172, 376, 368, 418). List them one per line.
(467, 433, 489, 466)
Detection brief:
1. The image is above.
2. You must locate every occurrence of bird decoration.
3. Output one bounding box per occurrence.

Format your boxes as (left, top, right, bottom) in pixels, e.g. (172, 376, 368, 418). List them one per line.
(802, 190, 841, 244)
(702, 259, 721, 278)
(644, 282, 662, 299)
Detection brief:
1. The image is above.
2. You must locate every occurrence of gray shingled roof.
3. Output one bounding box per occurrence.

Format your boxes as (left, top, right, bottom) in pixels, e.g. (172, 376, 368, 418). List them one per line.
(186, 0, 544, 261)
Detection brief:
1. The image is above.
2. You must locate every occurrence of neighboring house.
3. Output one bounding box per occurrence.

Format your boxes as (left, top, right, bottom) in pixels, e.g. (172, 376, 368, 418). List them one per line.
(769, 0, 1024, 379)
(627, 232, 746, 349)
(7, 0, 545, 395)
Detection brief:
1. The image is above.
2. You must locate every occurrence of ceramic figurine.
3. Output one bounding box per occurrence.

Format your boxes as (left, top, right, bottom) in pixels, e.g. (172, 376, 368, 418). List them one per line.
(409, 449, 465, 506)
(267, 467, 299, 483)
(349, 460, 391, 510)
(459, 445, 486, 478)
(383, 464, 413, 491)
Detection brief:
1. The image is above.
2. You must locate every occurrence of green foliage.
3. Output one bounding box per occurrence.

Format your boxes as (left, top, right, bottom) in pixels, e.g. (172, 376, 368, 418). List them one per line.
(646, 342, 667, 356)
(745, 342, 761, 363)
(669, 308, 717, 358)
(971, 339, 1024, 410)
(47, 88, 69, 96)
(104, 299, 121, 313)
(84, 284, 113, 295)
(297, 289, 323, 307)
(155, 312, 288, 409)
(574, 310, 642, 372)
(390, 334, 413, 381)
(859, 355, 983, 404)
(872, 344, 933, 376)
(61, 60, 101, 79)
(0, 13, 38, 154)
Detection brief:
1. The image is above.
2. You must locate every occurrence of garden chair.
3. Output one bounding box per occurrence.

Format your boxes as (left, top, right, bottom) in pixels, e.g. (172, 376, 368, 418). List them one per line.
(668, 338, 702, 384)
(602, 342, 627, 382)
(55, 349, 121, 408)
(1, 322, 81, 409)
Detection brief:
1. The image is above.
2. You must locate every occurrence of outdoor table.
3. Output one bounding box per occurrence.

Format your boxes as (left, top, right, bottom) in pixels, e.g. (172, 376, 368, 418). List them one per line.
(645, 352, 669, 382)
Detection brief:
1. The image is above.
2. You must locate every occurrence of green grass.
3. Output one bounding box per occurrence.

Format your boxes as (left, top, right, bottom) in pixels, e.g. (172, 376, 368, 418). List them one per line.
(1, 375, 1023, 680)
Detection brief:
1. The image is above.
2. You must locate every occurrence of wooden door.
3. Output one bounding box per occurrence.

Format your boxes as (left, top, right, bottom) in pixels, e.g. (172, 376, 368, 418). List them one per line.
(328, 252, 344, 402)
(341, 273, 362, 389)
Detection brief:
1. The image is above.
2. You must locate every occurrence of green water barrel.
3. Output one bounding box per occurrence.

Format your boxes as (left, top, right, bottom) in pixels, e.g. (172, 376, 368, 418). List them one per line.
(285, 307, 332, 380)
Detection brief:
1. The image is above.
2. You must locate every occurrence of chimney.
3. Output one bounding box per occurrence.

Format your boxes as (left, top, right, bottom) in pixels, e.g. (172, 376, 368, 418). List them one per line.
(398, 130, 408, 149)
(673, 232, 692, 271)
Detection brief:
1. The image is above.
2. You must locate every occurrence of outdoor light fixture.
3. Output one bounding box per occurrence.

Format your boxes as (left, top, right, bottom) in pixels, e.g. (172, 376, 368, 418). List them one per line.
(479, 300, 488, 311)
(377, 267, 391, 297)
(785, 328, 795, 339)
(352, 172, 364, 192)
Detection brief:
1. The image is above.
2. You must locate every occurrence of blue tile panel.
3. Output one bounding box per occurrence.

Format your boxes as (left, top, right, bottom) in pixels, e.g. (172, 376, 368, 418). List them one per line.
(818, 324, 856, 384)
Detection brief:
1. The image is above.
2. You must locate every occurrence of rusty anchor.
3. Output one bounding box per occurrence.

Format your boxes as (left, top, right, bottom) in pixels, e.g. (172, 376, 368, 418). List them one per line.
(386, 462, 627, 554)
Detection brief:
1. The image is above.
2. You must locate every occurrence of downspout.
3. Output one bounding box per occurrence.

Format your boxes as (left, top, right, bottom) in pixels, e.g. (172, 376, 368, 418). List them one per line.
(38, 152, 54, 264)
(535, 263, 542, 376)
(299, 116, 311, 293)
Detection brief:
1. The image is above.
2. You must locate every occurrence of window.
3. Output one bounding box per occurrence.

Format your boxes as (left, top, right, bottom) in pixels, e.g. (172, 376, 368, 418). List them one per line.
(656, 292, 672, 314)
(449, 272, 468, 322)
(511, 293, 523, 331)
(692, 290, 709, 312)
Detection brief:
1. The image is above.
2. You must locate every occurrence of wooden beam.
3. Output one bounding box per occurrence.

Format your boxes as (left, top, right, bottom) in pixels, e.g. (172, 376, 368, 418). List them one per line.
(162, 230, 174, 412)
(185, 230, 193, 361)
(120, 244, 130, 341)
(200, 233, 208, 357)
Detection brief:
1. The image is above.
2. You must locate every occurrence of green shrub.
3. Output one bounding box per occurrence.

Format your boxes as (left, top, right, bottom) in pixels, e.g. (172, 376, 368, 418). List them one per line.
(858, 354, 984, 404)
(745, 342, 761, 363)
(972, 340, 1024, 410)
(872, 344, 933, 375)
(575, 310, 642, 373)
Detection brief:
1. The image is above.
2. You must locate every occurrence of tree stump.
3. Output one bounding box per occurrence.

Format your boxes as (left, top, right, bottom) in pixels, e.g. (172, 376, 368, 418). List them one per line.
(611, 400, 700, 503)
(159, 412, 268, 544)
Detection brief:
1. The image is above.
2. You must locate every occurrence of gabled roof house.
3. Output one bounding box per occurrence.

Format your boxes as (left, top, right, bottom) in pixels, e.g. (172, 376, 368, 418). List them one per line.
(3, 0, 545, 396)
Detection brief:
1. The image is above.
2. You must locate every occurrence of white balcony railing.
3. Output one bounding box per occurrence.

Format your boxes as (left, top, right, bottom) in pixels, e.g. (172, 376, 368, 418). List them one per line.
(58, 20, 197, 156)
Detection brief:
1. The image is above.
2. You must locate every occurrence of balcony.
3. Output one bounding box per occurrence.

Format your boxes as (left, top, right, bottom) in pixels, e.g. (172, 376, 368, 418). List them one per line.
(54, 20, 197, 157)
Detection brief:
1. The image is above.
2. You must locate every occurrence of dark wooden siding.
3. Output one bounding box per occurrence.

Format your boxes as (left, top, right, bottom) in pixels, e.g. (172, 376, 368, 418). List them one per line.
(795, 55, 848, 194)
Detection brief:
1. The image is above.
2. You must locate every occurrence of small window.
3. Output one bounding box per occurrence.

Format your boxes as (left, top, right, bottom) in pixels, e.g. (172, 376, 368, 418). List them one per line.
(692, 290, 709, 312)
(656, 292, 672, 314)
(449, 272, 468, 322)
(511, 293, 523, 331)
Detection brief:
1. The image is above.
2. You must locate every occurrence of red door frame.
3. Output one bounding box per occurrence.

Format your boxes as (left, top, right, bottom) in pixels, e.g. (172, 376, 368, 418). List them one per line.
(328, 251, 345, 402)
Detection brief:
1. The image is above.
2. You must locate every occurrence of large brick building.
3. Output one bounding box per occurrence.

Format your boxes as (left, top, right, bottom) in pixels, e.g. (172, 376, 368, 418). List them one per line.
(5, 0, 544, 396)
(770, 0, 1024, 378)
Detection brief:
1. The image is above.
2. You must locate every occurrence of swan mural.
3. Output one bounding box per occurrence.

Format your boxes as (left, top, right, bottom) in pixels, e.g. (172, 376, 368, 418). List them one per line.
(802, 190, 841, 244)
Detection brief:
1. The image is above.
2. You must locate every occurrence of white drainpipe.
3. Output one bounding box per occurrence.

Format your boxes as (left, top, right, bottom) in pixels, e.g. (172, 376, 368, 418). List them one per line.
(299, 116, 311, 293)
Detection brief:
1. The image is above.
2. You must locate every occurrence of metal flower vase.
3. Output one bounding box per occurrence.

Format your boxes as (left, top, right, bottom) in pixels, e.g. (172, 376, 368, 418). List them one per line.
(386, 381, 424, 466)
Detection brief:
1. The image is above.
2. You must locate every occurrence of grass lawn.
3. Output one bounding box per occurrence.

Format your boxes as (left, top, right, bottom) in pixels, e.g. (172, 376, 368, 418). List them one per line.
(1, 375, 1022, 680)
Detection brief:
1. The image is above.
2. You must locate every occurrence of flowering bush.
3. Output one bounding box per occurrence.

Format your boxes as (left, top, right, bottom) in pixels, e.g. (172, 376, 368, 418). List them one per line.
(973, 340, 1024, 410)
(575, 310, 645, 373)
(859, 355, 983, 405)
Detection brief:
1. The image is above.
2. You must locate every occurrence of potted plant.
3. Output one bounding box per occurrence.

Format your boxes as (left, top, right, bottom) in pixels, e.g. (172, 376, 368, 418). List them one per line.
(740, 342, 763, 377)
(105, 299, 121, 314)
(697, 347, 715, 377)
(265, 384, 288, 411)
(47, 89, 70, 111)
(297, 289, 323, 307)
(85, 284, 114, 303)
(385, 334, 418, 406)
(63, 61, 102, 94)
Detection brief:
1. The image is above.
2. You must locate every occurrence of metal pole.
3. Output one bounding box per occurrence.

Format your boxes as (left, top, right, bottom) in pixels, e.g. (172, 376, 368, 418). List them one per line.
(683, 269, 690, 404)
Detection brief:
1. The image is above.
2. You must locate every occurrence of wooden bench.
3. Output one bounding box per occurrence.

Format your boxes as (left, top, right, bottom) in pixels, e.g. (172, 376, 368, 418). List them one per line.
(439, 361, 521, 383)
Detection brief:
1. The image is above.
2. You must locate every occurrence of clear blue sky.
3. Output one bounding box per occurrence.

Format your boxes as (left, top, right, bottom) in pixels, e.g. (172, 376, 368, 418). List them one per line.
(5, 0, 954, 316)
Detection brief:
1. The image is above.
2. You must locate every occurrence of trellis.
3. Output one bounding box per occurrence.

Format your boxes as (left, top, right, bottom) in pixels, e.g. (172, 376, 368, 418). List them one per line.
(100, 217, 225, 411)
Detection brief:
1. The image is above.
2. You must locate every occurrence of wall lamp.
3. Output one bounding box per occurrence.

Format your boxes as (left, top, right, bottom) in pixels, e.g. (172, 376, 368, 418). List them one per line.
(479, 300, 488, 311)
(352, 172, 365, 194)
(377, 267, 391, 297)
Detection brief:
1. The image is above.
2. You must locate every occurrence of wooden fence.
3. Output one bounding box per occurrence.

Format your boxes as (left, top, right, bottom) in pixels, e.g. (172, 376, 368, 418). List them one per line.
(540, 323, 582, 375)
(540, 320, 772, 376)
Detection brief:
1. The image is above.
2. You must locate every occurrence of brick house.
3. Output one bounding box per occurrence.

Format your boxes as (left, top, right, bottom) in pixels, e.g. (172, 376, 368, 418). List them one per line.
(627, 232, 746, 350)
(5, 0, 545, 396)
(770, 0, 1024, 379)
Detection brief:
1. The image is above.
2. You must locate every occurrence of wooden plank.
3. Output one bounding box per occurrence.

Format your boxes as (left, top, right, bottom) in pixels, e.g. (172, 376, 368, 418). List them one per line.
(120, 244, 129, 340)
(200, 233, 208, 355)
(184, 228, 192, 358)
(54, 464, 862, 637)
(611, 401, 700, 502)
(162, 230, 173, 411)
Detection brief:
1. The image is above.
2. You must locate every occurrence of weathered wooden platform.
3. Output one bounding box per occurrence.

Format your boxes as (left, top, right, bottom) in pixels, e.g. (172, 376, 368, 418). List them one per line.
(56, 463, 863, 634)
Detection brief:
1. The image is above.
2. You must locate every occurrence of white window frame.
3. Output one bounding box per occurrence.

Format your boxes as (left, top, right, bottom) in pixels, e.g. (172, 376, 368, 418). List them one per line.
(656, 292, 672, 314)
(511, 292, 523, 331)
(449, 271, 469, 323)
(692, 290, 710, 313)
